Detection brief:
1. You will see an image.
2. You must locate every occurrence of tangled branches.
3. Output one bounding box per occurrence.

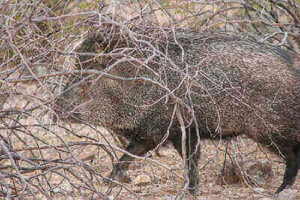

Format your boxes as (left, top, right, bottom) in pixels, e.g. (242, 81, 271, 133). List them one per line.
(0, 0, 299, 199)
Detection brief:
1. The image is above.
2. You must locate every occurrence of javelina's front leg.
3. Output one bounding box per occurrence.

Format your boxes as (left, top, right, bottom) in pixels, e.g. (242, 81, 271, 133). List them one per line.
(109, 139, 156, 183)
(168, 128, 200, 194)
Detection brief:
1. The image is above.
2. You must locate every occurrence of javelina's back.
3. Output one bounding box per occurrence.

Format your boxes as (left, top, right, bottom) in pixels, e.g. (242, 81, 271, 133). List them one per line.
(55, 31, 300, 194)
(173, 34, 300, 145)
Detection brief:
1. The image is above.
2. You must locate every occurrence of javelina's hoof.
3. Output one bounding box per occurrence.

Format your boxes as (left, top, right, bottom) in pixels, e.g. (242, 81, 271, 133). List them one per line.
(272, 188, 298, 200)
(183, 180, 200, 195)
(104, 165, 131, 186)
(109, 171, 131, 183)
(177, 189, 199, 199)
(103, 174, 131, 187)
(188, 184, 200, 195)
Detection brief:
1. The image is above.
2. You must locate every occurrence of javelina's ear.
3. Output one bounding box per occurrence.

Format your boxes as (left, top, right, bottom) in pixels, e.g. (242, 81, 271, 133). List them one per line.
(75, 25, 126, 71)
(75, 35, 107, 70)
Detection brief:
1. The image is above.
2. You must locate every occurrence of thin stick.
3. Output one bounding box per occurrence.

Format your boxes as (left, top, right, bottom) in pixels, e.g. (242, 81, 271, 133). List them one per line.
(175, 104, 189, 192)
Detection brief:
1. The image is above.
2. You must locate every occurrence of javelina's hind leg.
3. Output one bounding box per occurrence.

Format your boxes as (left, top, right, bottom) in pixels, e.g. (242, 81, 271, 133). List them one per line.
(168, 128, 200, 195)
(109, 139, 155, 183)
(276, 145, 300, 193)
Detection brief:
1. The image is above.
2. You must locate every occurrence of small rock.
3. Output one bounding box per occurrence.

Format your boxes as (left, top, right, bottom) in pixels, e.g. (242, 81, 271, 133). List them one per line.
(260, 198, 273, 200)
(133, 174, 151, 186)
(52, 188, 61, 193)
(253, 187, 265, 194)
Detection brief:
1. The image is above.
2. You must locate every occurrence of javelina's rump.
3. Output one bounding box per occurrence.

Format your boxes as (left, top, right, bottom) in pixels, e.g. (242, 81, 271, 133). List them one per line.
(54, 31, 300, 194)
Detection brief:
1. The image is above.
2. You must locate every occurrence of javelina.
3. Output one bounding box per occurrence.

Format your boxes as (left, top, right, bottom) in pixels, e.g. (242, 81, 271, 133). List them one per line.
(54, 30, 300, 194)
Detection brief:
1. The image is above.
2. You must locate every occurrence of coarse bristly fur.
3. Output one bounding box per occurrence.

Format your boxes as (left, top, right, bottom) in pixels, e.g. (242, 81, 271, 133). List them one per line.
(54, 27, 300, 195)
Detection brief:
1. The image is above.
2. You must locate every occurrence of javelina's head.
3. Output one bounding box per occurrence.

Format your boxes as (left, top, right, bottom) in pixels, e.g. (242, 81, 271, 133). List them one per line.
(53, 73, 133, 128)
(53, 26, 136, 126)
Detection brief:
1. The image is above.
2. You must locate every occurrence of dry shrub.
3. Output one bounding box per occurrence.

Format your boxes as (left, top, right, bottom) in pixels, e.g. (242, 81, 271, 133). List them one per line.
(0, 0, 299, 199)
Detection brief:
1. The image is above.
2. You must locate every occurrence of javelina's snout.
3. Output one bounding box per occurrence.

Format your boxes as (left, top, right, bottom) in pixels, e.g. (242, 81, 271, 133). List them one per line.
(53, 82, 86, 123)
(54, 30, 300, 195)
